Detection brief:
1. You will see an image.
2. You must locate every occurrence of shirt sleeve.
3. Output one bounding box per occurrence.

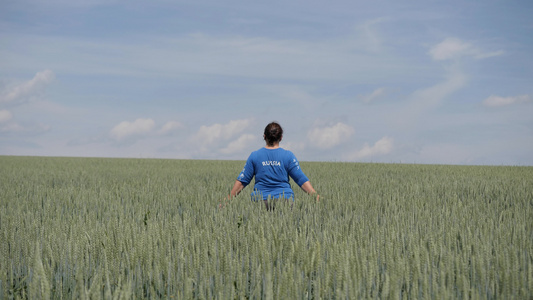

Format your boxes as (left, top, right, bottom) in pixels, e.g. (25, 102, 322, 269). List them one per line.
(287, 152, 309, 186)
(236, 153, 255, 186)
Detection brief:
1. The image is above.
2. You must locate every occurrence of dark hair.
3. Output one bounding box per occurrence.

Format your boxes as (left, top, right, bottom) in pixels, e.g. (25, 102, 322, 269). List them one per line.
(264, 122, 283, 146)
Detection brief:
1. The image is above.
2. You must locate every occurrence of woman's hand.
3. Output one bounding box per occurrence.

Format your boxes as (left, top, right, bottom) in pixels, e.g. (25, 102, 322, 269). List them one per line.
(218, 194, 231, 209)
(220, 181, 245, 209)
(218, 180, 244, 209)
(218, 199, 227, 209)
(301, 181, 319, 202)
(230, 181, 245, 197)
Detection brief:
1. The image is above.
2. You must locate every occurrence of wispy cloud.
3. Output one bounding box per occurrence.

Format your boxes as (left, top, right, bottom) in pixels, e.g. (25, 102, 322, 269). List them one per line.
(359, 87, 386, 103)
(411, 67, 467, 106)
(483, 94, 532, 107)
(0, 120, 49, 135)
(109, 118, 186, 143)
(396, 38, 476, 128)
(354, 17, 389, 53)
(0, 110, 24, 133)
(429, 37, 503, 61)
(1, 30, 403, 83)
(0, 109, 18, 133)
(0, 70, 55, 105)
(397, 66, 467, 130)
(0, 70, 55, 135)
(0, 110, 12, 123)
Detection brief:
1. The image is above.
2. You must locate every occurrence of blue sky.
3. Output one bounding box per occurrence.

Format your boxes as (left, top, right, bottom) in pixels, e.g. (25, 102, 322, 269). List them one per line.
(1, 0, 532, 165)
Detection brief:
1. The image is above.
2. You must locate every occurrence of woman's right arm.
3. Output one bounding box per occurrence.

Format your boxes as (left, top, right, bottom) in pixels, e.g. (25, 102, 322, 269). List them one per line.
(286, 153, 319, 202)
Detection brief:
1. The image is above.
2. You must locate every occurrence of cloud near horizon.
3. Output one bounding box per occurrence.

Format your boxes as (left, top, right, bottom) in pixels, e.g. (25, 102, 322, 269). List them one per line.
(188, 119, 259, 156)
(158, 121, 184, 135)
(110, 118, 156, 142)
(220, 134, 257, 154)
(307, 123, 354, 150)
(347, 136, 394, 160)
(194, 119, 253, 146)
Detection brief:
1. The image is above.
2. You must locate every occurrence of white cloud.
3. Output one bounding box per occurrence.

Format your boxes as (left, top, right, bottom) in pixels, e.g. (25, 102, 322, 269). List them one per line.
(220, 134, 257, 154)
(307, 123, 354, 149)
(194, 119, 252, 146)
(359, 87, 386, 103)
(429, 38, 471, 60)
(0, 70, 55, 104)
(0, 110, 12, 123)
(348, 136, 393, 160)
(159, 121, 184, 135)
(429, 38, 503, 61)
(110, 118, 156, 141)
(483, 94, 532, 107)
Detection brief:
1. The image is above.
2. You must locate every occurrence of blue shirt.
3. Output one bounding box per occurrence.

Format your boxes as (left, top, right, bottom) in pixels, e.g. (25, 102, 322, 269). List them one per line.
(237, 147, 309, 201)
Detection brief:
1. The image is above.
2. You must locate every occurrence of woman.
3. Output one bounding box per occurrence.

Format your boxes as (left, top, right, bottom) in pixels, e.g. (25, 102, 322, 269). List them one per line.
(225, 122, 319, 207)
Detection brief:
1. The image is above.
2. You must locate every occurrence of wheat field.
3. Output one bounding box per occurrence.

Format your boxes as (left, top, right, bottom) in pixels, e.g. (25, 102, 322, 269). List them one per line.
(0, 156, 532, 299)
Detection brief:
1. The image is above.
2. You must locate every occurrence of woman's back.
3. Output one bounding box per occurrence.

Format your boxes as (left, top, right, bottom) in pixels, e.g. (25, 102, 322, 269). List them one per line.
(238, 148, 308, 199)
(224, 122, 318, 205)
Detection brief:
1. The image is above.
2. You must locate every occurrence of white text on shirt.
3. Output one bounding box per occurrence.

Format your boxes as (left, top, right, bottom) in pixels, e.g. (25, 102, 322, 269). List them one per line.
(262, 161, 281, 166)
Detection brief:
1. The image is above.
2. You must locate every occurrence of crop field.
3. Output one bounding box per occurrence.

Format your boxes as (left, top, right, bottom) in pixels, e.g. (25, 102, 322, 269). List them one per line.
(0, 156, 532, 299)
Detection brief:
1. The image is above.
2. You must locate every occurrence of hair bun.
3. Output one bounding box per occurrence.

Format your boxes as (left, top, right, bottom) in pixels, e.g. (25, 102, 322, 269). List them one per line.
(264, 122, 283, 146)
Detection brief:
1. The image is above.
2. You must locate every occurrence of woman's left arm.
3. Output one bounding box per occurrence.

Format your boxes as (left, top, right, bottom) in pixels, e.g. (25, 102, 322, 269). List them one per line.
(229, 180, 245, 198)
(220, 180, 245, 209)
(300, 181, 320, 202)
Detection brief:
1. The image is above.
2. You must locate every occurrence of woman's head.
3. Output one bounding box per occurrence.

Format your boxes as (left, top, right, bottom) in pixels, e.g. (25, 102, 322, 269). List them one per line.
(264, 122, 283, 146)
